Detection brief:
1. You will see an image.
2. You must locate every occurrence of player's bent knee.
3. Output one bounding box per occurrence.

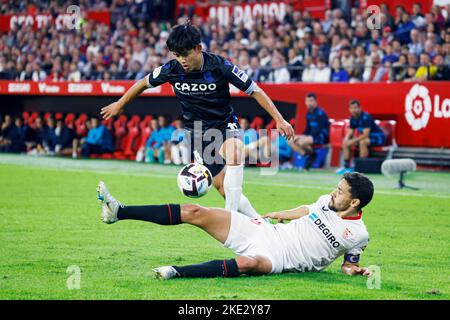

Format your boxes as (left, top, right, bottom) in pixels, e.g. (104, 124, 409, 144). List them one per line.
(236, 255, 272, 275)
(180, 204, 208, 223)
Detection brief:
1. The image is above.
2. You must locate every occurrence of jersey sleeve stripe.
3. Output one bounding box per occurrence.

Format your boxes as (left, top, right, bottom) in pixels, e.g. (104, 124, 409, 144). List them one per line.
(245, 81, 257, 95)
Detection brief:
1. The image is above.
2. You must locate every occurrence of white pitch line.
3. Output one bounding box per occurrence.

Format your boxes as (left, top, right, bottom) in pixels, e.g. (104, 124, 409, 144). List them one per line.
(12, 162, 450, 200)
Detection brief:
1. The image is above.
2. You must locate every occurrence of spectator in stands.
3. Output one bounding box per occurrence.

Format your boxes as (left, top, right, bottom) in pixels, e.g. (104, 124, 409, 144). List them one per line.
(75, 116, 114, 158)
(434, 54, 450, 81)
(351, 45, 369, 82)
(415, 53, 438, 81)
(330, 57, 349, 82)
(145, 118, 164, 164)
(392, 54, 409, 81)
(54, 118, 76, 156)
(301, 55, 316, 82)
(381, 43, 399, 64)
(312, 57, 331, 83)
(0, 114, 22, 153)
(395, 12, 416, 45)
(170, 118, 189, 166)
(247, 56, 261, 82)
(27, 116, 49, 156)
(266, 54, 290, 83)
(68, 63, 81, 82)
(363, 53, 383, 82)
(125, 60, 145, 80)
(340, 45, 355, 77)
(408, 29, 424, 56)
(336, 100, 386, 174)
(411, 3, 426, 28)
(288, 93, 329, 170)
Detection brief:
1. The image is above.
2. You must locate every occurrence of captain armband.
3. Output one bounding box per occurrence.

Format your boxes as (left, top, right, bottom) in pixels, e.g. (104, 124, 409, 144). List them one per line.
(344, 254, 360, 264)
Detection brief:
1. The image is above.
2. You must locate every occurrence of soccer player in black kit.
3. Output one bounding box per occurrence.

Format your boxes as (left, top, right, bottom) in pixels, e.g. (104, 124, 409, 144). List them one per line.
(101, 22, 294, 217)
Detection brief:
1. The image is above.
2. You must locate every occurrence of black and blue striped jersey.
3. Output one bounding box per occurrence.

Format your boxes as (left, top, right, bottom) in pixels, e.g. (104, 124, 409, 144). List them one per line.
(146, 51, 257, 130)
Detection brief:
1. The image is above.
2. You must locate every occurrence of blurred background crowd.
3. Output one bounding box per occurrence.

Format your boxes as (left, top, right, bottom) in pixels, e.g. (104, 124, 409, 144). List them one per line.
(0, 0, 449, 83)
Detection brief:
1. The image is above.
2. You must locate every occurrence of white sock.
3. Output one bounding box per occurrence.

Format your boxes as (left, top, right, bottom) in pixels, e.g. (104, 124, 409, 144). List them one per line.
(238, 194, 259, 218)
(224, 164, 243, 212)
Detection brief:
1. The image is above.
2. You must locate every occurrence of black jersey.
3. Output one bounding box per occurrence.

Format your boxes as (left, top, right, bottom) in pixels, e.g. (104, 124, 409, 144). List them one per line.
(145, 51, 256, 130)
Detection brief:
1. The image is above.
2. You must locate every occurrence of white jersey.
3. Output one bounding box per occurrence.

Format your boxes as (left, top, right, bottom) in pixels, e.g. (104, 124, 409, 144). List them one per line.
(273, 195, 370, 272)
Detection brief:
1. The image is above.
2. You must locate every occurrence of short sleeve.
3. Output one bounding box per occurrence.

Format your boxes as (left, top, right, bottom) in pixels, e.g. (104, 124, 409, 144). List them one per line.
(361, 114, 372, 129)
(347, 235, 369, 256)
(306, 194, 332, 213)
(349, 118, 356, 129)
(220, 59, 256, 95)
(146, 63, 171, 88)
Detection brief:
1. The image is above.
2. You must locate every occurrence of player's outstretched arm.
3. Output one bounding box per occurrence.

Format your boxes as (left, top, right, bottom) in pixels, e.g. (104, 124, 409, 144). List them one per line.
(100, 78, 148, 120)
(341, 261, 372, 276)
(250, 87, 295, 140)
(262, 205, 309, 223)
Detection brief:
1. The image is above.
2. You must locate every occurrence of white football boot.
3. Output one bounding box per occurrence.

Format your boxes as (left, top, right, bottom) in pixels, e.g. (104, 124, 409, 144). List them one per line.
(153, 266, 180, 280)
(97, 181, 121, 224)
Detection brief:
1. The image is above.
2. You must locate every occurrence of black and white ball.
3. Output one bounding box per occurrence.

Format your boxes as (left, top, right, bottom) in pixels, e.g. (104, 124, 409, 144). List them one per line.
(177, 163, 213, 198)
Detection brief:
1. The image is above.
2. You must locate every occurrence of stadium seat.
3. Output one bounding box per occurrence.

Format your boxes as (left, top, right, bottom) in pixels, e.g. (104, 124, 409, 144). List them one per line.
(102, 118, 114, 131)
(329, 120, 346, 167)
(65, 113, 75, 129)
(137, 120, 152, 150)
(250, 116, 264, 130)
(44, 112, 52, 121)
(22, 111, 29, 123)
(372, 120, 397, 151)
(54, 112, 63, 121)
(114, 120, 141, 160)
(289, 118, 296, 128)
(113, 115, 128, 151)
(74, 113, 88, 138)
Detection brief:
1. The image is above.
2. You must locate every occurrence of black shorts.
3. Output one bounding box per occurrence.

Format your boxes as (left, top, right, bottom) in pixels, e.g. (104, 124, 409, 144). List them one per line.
(186, 118, 242, 177)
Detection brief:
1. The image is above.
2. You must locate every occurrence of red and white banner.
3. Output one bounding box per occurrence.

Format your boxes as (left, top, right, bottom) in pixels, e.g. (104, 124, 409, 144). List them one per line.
(0, 11, 110, 32)
(0, 80, 449, 148)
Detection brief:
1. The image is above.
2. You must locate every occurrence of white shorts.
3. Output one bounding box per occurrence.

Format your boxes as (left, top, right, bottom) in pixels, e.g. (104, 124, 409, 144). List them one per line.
(223, 211, 284, 274)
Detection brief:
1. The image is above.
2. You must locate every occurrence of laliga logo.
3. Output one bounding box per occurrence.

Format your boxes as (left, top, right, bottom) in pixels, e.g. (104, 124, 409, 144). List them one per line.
(405, 84, 450, 131)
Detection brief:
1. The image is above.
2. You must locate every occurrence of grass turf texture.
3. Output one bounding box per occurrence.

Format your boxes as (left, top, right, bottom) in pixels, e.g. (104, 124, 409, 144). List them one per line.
(0, 154, 449, 300)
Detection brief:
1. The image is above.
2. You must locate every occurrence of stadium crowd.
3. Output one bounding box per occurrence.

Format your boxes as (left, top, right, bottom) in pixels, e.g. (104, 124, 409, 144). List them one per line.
(0, 1, 449, 83)
(0, 111, 298, 168)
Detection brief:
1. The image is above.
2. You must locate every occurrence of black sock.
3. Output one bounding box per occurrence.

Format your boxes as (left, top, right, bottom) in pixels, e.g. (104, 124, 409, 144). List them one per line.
(117, 204, 181, 225)
(344, 160, 350, 168)
(173, 259, 240, 278)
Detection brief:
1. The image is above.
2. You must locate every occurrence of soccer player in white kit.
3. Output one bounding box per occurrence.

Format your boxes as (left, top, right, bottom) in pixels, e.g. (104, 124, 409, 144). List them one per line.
(97, 172, 373, 278)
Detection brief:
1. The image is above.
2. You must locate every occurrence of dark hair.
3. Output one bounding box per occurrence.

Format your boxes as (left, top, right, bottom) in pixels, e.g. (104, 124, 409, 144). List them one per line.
(343, 172, 374, 210)
(349, 99, 360, 107)
(306, 92, 317, 100)
(166, 21, 201, 56)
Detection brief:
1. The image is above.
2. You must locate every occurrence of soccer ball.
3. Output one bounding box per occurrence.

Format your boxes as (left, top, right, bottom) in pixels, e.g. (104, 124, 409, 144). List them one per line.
(177, 163, 213, 198)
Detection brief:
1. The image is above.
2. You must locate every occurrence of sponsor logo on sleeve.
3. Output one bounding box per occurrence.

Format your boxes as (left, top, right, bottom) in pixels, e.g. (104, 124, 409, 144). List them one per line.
(232, 65, 249, 83)
(152, 66, 162, 79)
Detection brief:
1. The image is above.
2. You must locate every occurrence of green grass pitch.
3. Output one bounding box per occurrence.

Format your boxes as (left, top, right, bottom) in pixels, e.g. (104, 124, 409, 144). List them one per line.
(0, 154, 449, 300)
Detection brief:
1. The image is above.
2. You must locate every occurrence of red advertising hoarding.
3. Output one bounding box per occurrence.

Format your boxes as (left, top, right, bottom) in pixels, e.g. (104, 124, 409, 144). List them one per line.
(0, 80, 449, 148)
